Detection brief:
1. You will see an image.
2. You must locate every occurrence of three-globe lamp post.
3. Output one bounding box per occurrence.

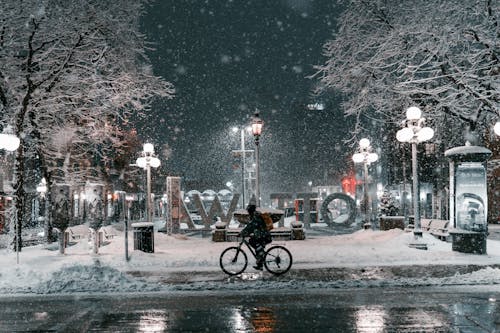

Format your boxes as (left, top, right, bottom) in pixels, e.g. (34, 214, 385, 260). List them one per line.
(0, 125, 20, 262)
(36, 177, 48, 240)
(396, 106, 434, 250)
(352, 138, 378, 229)
(136, 143, 161, 223)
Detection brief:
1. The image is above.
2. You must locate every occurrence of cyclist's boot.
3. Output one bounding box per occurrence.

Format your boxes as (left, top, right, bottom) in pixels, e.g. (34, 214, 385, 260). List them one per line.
(253, 245, 265, 270)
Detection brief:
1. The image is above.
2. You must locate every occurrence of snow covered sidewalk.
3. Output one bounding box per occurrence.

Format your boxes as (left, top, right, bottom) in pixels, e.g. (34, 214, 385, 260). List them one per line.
(1, 228, 500, 295)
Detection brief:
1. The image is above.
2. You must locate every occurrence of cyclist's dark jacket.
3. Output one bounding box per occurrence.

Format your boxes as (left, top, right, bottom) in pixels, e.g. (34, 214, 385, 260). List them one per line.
(241, 212, 271, 243)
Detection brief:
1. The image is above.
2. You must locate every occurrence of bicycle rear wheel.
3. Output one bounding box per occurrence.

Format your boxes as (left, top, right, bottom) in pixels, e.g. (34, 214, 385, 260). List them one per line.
(220, 246, 248, 275)
(264, 245, 292, 276)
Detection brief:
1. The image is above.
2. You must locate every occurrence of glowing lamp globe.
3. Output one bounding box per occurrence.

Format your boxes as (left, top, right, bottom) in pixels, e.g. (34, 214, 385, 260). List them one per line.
(417, 127, 434, 142)
(359, 138, 370, 149)
(367, 153, 379, 163)
(136, 157, 147, 169)
(252, 112, 263, 136)
(143, 143, 154, 154)
(0, 126, 20, 151)
(352, 153, 364, 163)
(494, 121, 500, 136)
(150, 157, 161, 168)
(406, 106, 422, 120)
(396, 127, 414, 142)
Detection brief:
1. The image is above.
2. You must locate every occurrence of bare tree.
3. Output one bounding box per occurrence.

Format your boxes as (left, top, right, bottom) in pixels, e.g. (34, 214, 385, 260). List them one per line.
(0, 1, 174, 250)
(314, 0, 499, 144)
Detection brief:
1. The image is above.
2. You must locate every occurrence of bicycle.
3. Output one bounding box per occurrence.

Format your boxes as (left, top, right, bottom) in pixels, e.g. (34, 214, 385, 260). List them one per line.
(219, 236, 293, 276)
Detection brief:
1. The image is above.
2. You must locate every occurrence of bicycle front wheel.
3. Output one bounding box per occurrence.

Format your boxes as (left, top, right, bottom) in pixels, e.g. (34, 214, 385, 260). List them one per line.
(220, 246, 248, 275)
(264, 245, 292, 276)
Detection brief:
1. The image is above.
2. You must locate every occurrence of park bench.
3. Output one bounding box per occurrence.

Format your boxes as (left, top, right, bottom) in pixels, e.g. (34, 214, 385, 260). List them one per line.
(420, 219, 433, 231)
(225, 228, 242, 242)
(99, 226, 118, 240)
(270, 227, 292, 241)
(429, 219, 450, 241)
(224, 227, 293, 242)
(67, 228, 83, 240)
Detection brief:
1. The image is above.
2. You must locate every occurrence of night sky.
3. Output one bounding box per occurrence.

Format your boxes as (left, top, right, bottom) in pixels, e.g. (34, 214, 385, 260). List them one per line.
(140, 0, 352, 197)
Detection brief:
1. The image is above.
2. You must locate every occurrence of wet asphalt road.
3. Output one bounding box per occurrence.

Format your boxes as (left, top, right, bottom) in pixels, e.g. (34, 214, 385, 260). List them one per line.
(1, 286, 500, 332)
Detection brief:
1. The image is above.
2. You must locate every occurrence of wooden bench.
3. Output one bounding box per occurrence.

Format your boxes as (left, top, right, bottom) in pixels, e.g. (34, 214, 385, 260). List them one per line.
(429, 219, 449, 241)
(99, 226, 118, 240)
(420, 219, 433, 231)
(270, 227, 292, 241)
(66, 226, 90, 241)
(68, 228, 82, 240)
(224, 227, 293, 242)
(225, 228, 242, 242)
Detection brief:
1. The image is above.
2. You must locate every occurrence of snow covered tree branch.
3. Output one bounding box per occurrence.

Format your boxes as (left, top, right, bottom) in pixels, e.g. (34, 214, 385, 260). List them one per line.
(315, 0, 499, 144)
(0, 0, 174, 249)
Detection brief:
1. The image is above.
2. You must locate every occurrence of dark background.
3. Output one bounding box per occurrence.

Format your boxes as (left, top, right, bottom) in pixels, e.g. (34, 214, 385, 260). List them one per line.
(139, 0, 352, 199)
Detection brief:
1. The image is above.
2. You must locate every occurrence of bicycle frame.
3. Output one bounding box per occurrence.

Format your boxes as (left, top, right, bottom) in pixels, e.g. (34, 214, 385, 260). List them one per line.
(236, 237, 257, 260)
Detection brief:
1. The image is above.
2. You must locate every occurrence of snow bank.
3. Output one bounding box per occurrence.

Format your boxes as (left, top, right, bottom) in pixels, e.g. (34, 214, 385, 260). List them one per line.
(1, 226, 500, 295)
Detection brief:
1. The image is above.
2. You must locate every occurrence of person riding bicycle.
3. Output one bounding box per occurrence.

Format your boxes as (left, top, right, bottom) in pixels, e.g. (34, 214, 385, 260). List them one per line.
(240, 202, 272, 270)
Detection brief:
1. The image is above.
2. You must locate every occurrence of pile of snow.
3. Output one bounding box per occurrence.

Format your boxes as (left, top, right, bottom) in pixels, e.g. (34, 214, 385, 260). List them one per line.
(1, 225, 500, 295)
(0, 261, 160, 295)
(33, 261, 161, 294)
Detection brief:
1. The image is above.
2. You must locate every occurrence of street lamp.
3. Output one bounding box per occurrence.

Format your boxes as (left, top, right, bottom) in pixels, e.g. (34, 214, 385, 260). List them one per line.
(494, 121, 500, 136)
(251, 111, 263, 207)
(80, 192, 86, 223)
(352, 138, 378, 229)
(231, 126, 253, 208)
(396, 106, 434, 249)
(124, 194, 134, 262)
(36, 178, 48, 237)
(136, 143, 161, 223)
(0, 125, 20, 152)
(0, 125, 20, 263)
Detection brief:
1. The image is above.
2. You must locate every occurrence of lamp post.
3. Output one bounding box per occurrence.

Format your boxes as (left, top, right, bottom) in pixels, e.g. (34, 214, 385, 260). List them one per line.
(396, 106, 434, 249)
(352, 138, 378, 229)
(231, 126, 253, 208)
(251, 111, 263, 207)
(136, 143, 161, 223)
(0, 125, 20, 262)
(80, 192, 86, 223)
(161, 193, 168, 217)
(36, 178, 48, 239)
(125, 194, 134, 262)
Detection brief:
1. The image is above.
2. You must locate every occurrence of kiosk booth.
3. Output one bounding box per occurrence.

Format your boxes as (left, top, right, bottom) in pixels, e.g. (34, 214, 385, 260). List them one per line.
(445, 143, 491, 254)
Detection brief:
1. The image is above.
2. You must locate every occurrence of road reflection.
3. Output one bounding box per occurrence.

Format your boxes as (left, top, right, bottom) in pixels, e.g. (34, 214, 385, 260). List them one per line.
(355, 306, 386, 333)
(0, 288, 497, 332)
(137, 311, 168, 332)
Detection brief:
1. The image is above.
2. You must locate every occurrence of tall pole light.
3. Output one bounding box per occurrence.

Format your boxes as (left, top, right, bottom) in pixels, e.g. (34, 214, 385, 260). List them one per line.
(352, 138, 378, 229)
(231, 126, 253, 208)
(124, 194, 134, 262)
(136, 143, 161, 223)
(396, 106, 434, 250)
(36, 178, 48, 238)
(252, 111, 263, 207)
(0, 125, 20, 263)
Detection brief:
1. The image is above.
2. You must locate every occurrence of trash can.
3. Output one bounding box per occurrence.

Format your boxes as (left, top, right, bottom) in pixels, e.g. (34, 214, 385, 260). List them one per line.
(291, 221, 305, 240)
(131, 222, 154, 253)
